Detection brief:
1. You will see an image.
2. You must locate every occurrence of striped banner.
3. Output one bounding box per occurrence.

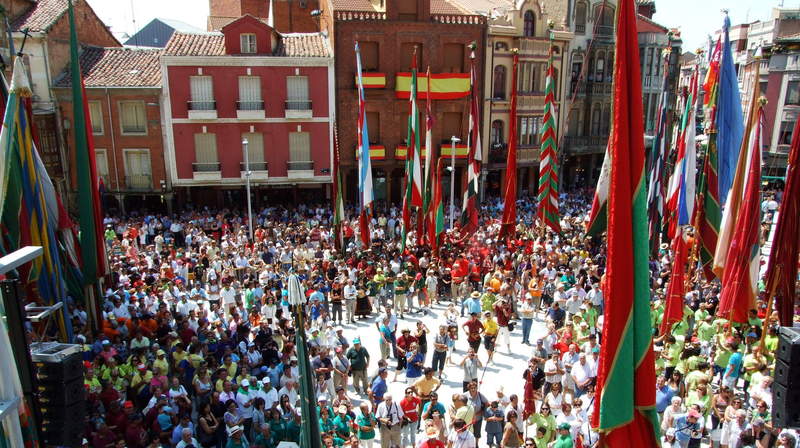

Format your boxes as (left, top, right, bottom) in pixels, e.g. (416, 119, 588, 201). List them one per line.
(395, 72, 471, 99)
(537, 33, 561, 233)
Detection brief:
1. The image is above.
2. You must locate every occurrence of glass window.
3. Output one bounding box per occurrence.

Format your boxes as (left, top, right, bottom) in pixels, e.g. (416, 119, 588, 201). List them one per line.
(491, 120, 504, 144)
(493, 65, 507, 99)
(360, 41, 379, 71)
(286, 76, 310, 110)
(190, 76, 215, 110)
(238, 76, 262, 110)
(779, 120, 794, 145)
(88, 101, 103, 135)
(240, 33, 257, 53)
(524, 11, 535, 37)
(786, 81, 800, 105)
(119, 101, 146, 134)
(289, 132, 311, 162)
(193, 133, 218, 171)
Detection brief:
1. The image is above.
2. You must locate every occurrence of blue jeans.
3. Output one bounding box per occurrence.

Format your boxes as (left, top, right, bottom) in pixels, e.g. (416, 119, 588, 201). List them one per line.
(521, 318, 533, 344)
(486, 431, 502, 447)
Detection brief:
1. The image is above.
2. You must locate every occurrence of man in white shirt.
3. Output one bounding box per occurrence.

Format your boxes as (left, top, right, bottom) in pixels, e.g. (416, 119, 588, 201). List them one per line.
(278, 380, 299, 408)
(220, 284, 237, 318)
(571, 353, 593, 397)
(447, 419, 477, 448)
(375, 393, 404, 448)
(236, 379, 254, 429)
(343, 279, 358, 323)
(258, 377, 279, 410)
(544, 353, 564, 396)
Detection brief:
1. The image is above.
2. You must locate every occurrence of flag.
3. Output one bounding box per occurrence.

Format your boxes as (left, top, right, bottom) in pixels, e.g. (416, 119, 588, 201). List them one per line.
(591, 0, 660, 445)
(423, 66, 434, 221)
(647, 52, 670, 256)
(355, 42, 374, 246)
(402, 47, 422, 251)
(586, 145, 610, 236)
(430, 159, 445, 255)
(703, 39, 721, 108)
(717, 15, 745, 205)
(660, 230, 688, 335)
(69, 0, 107, 284)
(499, 51, 519, 239)
(332, 125, 345, 251)
(461, 46, 481, 235)
(537, 35, 561, 234)
(764, 118, 800, 326)
(714, 65, 760, 278)
(717, 104, 763, 324)
(666, 70, 698, 239)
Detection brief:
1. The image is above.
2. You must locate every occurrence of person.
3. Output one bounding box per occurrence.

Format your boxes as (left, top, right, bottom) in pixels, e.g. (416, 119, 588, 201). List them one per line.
(661, 428, 680, 448)
(226, 424, 250, 448)
(406, 343, 425, 384)
(420, 424, 445, 448)
(519, 296, 536, 345)
(466, 380, 488, 441)
(414, 367, 442, 414)
(448, 419, 476, 448)
(198, 401, 220, 447)
(501, 411, 522, 448)
(333, 404, 353, 441)
(672, 409, 702, 448)
(459, 349, 482, 392)
(484, 401, 505, 447)
(175, 427, 200, 448)
(400, 387, 421, 447)
(483, 311, 499, 364)
(356, 402, 377, 448)
(463, 312, 484, 354)
(375, 393, 404, 448)
(432, 326, 451, 379)
(550, 422, 573, 448)
(347, 338, 371, 395)
(369, 368, 389, 405)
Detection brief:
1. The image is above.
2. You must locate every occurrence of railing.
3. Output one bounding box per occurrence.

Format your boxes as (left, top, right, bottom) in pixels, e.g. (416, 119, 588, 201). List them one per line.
(575, 24, 586, 33)
(237, 100, 264, 111)
(287, 161, 314, 171)
(594, 25, 614, 36)
(431, 14, 486, 25)
(121, 124, 146, 134)
(188, 100, 216, 110)
(285, 100, 312, 110)
(489, 143, 507, 163)
(125, 174, 152, 190)
(192, 162, 221, 172)
(240, 162, 269, 171)
(515, 38, 551, 56)
(334, 10, 387, 21)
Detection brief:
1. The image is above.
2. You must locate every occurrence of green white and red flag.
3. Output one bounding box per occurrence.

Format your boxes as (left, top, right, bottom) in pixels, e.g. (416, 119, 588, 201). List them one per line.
(332, 125, 345, 252)
(461, 47, 481, 235)
(499, 51, 519, 239)
(586, 145, 610, 236)
(423, 67, 434, 227)
(591, 0, 660, 445)
(402, 48, 422, 251)
(430, 159, 445, 256)
(537, 35, 561, 233)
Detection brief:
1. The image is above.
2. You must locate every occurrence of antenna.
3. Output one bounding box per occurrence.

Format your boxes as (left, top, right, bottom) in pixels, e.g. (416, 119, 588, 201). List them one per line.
(130, 0, 137, 46)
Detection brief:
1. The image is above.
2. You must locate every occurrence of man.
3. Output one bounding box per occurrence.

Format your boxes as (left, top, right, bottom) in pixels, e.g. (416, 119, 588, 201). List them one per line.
(332, 346, 351, 392)
(236, 379, 255, 435)
(463, 291, 482, 317)
(551, 422, 573, 448)
(448, 419, 476, 448)
(459, 348, 482, 392)
(543, 352, 564, 396)
(174, 427, 199, 448)
(346, 337, 370, 395)
(466, 381, 488, 441)
(312, 347, 336, 398)
(482, 311, 499, 363)
(570, 353, 593, 397)
(519, 295, 536, 345)
(414, 367, 441, 413)
(394, 272, 410, 317)
(406, 343, 425, 384)
(400, 387, 421, 447)
(462, 313, 484, 354)
(376, 393, 404, 448)
(546, 302, 566, 329)
(431, 325, 451, 379)
(369, 367, 389, 405)
(258, 377, 278, 410)
(672, 409, 702, 448)
(344, 279, 358, 323)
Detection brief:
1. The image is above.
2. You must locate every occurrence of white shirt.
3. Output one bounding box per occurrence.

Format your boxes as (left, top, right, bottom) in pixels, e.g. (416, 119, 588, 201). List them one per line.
(448, 428, 477, 448)
(236, 389, 254, 418)
(375, 400, 404, 426)
(221, 287, 237, 308)
(259, 386, 279, 409)
(544, 359, 563, 384)
(344, 284, 358, 300)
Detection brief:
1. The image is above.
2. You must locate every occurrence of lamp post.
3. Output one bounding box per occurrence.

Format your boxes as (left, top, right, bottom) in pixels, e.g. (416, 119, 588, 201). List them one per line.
(449, 135, 460, 229)
(242, 138, 253, 242)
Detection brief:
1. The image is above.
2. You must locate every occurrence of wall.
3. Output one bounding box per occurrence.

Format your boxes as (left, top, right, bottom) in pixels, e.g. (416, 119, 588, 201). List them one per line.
(271, 0, 321, 33)
(222, 16, 274, 54)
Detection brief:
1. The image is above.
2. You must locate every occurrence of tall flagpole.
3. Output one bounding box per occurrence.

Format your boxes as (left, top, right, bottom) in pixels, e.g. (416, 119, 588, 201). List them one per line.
(449, 135, 459, 228)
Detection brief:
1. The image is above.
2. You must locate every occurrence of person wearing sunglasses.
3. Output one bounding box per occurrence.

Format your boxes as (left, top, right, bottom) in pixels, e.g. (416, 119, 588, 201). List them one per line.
(527, 406, 555, 445)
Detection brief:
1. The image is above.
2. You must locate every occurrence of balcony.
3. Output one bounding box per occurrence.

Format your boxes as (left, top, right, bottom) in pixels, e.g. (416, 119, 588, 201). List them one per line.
(575, 24, 586, 34)
(593, 25, 615, 41)
(236, 100, 265, 119)
(192, 162, 222, 181)
(563, 136, 608, 155)
(514, 38, 551, 57)
(240, 162, 269, 180)
(125, 174, 152, 191)
(287, 161, 314, 179)
(187, 101, 217, 120)
(284, 100, 312, 119)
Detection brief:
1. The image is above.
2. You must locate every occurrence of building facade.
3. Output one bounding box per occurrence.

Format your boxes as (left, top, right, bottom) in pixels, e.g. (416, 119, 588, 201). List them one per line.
(54, 47, 168, 213)
(161, 14, 335, 207)
(322, 0, 486, 205)
(467, 0, 572, 198)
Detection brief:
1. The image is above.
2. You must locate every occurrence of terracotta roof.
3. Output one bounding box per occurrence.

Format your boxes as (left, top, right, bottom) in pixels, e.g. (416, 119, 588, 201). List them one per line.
(636, 14, 668, 34)
(163, 32, 226, 56)
(431, 0, 470, 14)
(11, 0, 69, 32)
(330, 0, 377, 12)
(53, 46, 162, 88)
(276, 33, 331, 57)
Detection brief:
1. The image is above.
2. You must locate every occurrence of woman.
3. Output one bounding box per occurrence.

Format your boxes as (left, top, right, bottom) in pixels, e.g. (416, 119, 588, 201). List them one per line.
(710, 386, 731, 432)
(224, 398, 243, 429)
(356, 402, 377, 448)
(501, 410, 522, 448)
(168, 376, 192, 414)
(416, 322, 430, 357)
(666, 370, 686, 399)
(198, 401, 220, 448)
(544, 383, 567, 417)
(527, 405, 556, 444)
(355, 279, 372, 319)
(267, 408, 286, 444)
(720, 397, 744, 448)
(319, 405, 335, 435)
(194, 365, 214, 406)
(685, 381, 711, 417)
(661, 397, 684, 434)
(251, 397, 267, 443)
(279, 394, 296, 422)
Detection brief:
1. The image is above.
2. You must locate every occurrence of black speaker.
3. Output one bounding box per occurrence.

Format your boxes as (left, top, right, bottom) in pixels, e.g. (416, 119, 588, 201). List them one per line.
(36, 377, 85, 406)
(774, 358, 797, 388)
(33, 351, 84, 383)
(772, 382, 800, 428)
(31, 345, 87, 446)
(776, 326, 800, 367)
(40, 401, 85, 447)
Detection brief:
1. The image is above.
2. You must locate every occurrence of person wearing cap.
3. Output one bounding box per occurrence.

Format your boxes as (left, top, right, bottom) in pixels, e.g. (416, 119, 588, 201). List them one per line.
(551, 422, 573, 448)
(333, 403, 354, 441)
(236, 379, 255, 435)
(672, 409, 702, 448)
(257, 376, 278, 409)
(393, 272, 410, 318)
(463, 291, 482, 318)
(226, 424, 249, 447)
(346, 337, 371, 395)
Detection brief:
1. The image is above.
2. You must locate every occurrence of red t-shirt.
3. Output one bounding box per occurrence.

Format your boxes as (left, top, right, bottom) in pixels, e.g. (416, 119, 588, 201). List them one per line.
(400, 396, 421, 422)
(463, 319, 484, 341)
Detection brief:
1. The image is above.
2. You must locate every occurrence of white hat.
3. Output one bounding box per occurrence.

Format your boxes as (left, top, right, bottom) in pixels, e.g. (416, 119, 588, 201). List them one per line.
(241, 379, 250, 387)
(262, 377, 271, 384)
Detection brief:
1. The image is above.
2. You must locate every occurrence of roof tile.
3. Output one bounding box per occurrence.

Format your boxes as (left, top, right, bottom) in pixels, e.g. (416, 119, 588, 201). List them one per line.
(11, 0, 68, 32)
(163, 32, 226, 56)
(54, 46, 162, 88)
(276, 33, 331, 57)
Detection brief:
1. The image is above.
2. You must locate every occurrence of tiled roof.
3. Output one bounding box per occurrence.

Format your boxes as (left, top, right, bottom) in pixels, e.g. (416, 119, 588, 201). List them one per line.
(163, 32, 226, 56)
(11, 0, 68, 32)
(637, 14, 668, 34)
(431, 0, 470, 14)
(53, 46, 162, 88)
(330, 0, 471, 14)
(276, 33, 331, 57)
(208, 15, 271, 31)
(330, 0, 377, 12)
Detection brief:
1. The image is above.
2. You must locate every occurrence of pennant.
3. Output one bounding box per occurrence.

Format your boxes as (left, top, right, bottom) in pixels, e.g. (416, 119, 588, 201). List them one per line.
(666, 71, 698, 239)
(717, 14, 745, 205)
(660, 230, 689, 335)
(332, 125, 345, 252)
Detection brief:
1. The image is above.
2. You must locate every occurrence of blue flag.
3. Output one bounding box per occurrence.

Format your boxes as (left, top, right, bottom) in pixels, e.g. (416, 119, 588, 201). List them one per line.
(717, 15, 744, 205)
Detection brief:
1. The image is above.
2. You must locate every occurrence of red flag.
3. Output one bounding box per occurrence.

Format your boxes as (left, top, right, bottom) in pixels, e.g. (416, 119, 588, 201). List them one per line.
(764, 117, 800, 326)
(591, 0, 660, 444)
(718, 105, 763, 323)
(499, 51, 519, 239)
(660, 231, 688, 335)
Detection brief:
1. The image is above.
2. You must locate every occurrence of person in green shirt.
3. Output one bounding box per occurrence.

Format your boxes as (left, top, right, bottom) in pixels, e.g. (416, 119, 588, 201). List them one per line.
(527, 406, 556, 443)
(355, 403, 377, 444)
(696, 315, 716, 342)
(284, 414, 302, 443)
(552, 423, 574, 448)
(394, 273, 409, 317)
(332, 405, 353, 440)
(580, 303, 598, 331)
(319, 406, 336, 434)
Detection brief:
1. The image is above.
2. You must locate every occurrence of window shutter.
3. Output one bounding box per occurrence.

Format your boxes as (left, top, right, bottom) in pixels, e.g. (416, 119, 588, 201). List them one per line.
(95, 149, 109, 178)
(121, 101, 146, 133)
(239, 76, 262, 102)
(243, 133, 265, 163)
(287, 76, 309, 101)
(289, 132, 311, 162)
(126, 150, 152, 175)
(190, 76, 214, 109)
(89, 101, 103, 134)
(194, 133, 218, 163)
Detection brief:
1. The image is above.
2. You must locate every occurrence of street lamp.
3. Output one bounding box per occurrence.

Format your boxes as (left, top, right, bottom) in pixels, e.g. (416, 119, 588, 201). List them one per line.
(449, 136, 461, 229)
(242, 138, 253, 242)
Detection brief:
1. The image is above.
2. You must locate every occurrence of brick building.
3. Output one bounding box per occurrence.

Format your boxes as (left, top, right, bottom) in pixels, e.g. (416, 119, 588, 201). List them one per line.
(8, 0, 120, 194)
(320, 0, 486, 205)
(207, 0, 321, 33)
(53, 47, 168, 213)
(161, 14, 335, 207)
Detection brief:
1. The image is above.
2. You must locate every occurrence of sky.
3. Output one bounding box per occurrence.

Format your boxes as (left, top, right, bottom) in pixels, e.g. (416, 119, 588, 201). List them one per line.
(88, 0, 781, 50)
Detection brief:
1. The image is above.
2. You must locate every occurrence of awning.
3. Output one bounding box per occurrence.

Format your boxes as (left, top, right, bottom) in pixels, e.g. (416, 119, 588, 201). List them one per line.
(395, 72, 471, 99)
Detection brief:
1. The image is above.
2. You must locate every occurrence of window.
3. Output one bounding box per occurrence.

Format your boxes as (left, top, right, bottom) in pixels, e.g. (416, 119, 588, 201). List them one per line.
(289, 132, 311, 169)
(591, 104, 601, 135)
(95, 149, 109, 185)
(571, 61, 582, 92)
(360, 41, 379, 71)
(242, 132, 266, 170)
(190, 76, 215, 110)
(366, 112, 380, 143)
(493, 65, 507, 99)
(88, 101, 103, 135)
(443, 43, 465, 73)
(575, 1, 587, 33)
(441, 112, 462, 143)
(124, 149, 152, 189)
(286, 76, 310, 110)
(518, 116, 539, 146)
(400, 43, 422, 71)
(786, 81, 800, 105)
(240, 33, 257, 53)
(602, 104, 611, 134)
(759, 81, 769, 97)
(587, 57, 595, 82)
(595, 52, 605, 82)
(524, 11, 535, 37)
(518, 62, 541, 93)
(238, 76, 263, 110)
(119, 101, 146, 134)
(779, 120, 794, 145)
(605, 56, 614, 82)
(490, 120, 504, 145)
(398, 0, 418, 21)
(194, 133, 219, 171)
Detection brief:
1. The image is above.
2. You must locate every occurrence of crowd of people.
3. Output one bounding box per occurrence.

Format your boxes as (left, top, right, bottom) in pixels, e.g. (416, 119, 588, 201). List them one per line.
(67, 190, 799, 448)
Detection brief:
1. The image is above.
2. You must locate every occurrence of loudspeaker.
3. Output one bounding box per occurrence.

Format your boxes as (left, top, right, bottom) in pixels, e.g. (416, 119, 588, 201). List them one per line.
(774, 358, 797, 388)
(772, 382, 800, 428)
(776, 326, 800, 367)
(36, 377, 85, 406)
(40, 401, 85, 447)
(31, 344, 87, 446)
(33, 351, 84, 383)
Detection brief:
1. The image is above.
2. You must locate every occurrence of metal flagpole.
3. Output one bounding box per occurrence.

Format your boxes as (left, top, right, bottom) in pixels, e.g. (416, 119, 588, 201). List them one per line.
(242, 139, 253, 242)
(449, 135, 460, 228)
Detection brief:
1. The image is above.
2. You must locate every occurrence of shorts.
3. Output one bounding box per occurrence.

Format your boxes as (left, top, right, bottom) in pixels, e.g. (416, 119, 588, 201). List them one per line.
(483, 335, 496, 351)
(397, 355, 407, 371)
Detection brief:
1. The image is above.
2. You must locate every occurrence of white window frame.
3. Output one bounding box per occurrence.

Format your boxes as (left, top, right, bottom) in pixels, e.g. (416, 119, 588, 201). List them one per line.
(95, 148, 109, 184)
(240, 33, 257, 54)
(190, 76, 215, 110)
(88, 101, 104, 135)
(118, 100, 147, 135)
(123, 148, 152, 189)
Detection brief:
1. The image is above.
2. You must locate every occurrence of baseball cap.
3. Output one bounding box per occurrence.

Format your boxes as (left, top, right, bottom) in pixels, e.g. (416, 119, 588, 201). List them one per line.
(558, 423, 571, 430)
(353, 338, 361, 344)
(241, 379, 250, 387)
